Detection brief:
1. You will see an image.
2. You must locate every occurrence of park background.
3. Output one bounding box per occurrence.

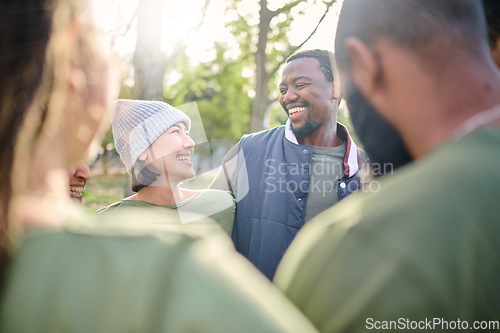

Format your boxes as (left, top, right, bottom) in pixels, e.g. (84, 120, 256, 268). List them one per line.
(85, 0, 359, 212)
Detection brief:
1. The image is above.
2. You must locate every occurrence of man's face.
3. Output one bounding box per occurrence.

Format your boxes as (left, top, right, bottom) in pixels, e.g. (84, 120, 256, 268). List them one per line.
(68, 162, 91, 202)
(279, 57, 336, 138)
(341, 76, 412, 175)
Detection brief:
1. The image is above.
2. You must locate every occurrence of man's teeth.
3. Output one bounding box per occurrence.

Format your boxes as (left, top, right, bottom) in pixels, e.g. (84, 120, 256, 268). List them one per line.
(288, 107, 307, 115)
(70, 187, 83, 194)
(177, 155, 191, 162)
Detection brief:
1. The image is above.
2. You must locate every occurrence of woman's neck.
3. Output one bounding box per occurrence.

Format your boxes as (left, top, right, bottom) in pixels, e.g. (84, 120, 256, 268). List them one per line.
(132, 182, 191, 206)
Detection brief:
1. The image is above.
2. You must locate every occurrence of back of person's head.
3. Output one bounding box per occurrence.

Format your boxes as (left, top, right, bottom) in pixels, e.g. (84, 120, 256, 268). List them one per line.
(286, 49, 335, 82)
(0, 0, 54, 282)
(335, 0, 489, 73)
(0, 0, 108, 279)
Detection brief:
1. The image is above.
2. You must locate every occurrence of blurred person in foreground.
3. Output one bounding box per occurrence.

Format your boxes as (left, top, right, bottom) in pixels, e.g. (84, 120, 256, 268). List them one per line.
(342, 0, 500, 177)
(274, 0, 500, 332)
(98, 99, 234, 236)
(0, 1, 318, 332)
(68, 161, 91, 202)
(211, 49, 364, 279)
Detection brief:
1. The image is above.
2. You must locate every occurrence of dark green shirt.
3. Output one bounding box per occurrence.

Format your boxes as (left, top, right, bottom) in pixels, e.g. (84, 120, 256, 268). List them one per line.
(97, 189, 235, 236)
(275, 128, 500, 332)
(1, 208, 318, 333)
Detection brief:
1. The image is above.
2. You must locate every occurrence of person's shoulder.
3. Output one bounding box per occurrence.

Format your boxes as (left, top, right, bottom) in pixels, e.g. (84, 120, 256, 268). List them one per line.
(276, 131, 500, 327)
(21, 208, 232, 263)
(195, 189, 236, 206)
(95, 199, 127, 214)
(388, 127, 500, 197)
(443, 127, 500, 177)
(96, 196, 156, 215)
(197, 188, 234, 197)
(80, 207, 231, 244)
(241, 125, 285, 142)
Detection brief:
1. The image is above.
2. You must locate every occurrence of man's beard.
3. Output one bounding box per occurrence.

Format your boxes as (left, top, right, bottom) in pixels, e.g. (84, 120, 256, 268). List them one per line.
(344, 83, 412, 176)
(290, 110, 323, 138)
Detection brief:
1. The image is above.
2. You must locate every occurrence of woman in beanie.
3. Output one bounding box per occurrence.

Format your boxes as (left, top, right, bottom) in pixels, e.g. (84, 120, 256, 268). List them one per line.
(98, 99, 235, 236)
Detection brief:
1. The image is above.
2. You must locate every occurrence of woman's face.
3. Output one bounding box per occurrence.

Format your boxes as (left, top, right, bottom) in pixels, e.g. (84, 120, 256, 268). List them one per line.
(142, 121, 196, 184)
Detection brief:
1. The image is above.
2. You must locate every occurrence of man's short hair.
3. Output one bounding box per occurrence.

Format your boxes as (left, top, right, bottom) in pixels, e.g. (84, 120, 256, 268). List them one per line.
(335, 0, 488, 71)
(482, 0, 500, 48)
(286, 49, 335, 82)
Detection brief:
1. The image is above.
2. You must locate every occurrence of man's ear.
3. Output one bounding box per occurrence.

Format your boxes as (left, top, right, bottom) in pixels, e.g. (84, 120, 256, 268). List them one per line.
(345, 37, 378, 97)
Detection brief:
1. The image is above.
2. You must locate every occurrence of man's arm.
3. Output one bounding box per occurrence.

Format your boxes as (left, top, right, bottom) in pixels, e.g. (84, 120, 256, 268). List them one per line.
(209, 142, 240, 197)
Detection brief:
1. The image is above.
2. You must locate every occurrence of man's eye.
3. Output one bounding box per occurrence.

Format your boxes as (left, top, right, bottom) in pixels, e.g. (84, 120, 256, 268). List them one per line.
(171, 130, 180, 134)
(297, 83, 308, 88)
(279, 88, 287, 95)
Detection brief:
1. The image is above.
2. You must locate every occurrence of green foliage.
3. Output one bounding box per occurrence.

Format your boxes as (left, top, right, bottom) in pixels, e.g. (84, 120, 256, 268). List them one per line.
(163, 43, 253, 141)
(105, 0, 338, 145)
(266, 101, 288, 128)
(100, 130, 116, 152)
(83, 174, 128, 213)
(226, 0, 335, 131)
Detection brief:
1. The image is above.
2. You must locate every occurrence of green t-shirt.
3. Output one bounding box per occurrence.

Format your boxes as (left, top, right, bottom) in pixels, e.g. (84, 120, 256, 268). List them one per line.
(97, 189, 235, 236)
(1, 208, 318, 333)
(274, 128, 500, 332)
(305, 143, 346, 222)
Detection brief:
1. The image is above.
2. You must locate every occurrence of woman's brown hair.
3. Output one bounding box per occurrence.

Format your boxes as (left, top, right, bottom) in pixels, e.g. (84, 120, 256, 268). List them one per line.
(0, 0, 55, 281)
(0, 0, 102, 282)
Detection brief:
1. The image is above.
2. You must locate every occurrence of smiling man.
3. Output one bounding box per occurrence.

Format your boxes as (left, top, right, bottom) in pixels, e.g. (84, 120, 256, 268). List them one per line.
(68, 162, 91, 203)
(211, 49, 363, 279)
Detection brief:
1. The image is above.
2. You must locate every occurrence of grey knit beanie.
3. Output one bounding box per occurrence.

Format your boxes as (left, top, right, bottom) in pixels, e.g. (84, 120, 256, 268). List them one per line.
(112, 99, 191, 174)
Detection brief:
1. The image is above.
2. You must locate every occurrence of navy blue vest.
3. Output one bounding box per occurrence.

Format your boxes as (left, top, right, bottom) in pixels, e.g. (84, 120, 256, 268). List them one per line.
(232, 125, 360, 279)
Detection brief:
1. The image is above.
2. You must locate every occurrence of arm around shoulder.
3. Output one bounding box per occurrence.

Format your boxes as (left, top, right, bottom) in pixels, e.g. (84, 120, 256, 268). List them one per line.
(209, 142, 240, 196)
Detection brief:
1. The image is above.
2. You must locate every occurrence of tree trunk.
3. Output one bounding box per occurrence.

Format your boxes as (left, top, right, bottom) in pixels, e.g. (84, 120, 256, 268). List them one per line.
(249, 0, 272, 133)
(102, 147, 109, 176)
(134, 0, 165, 100)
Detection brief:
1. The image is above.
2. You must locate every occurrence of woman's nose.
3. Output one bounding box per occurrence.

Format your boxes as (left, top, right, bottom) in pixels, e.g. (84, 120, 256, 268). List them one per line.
(183, 134, 195, 148)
